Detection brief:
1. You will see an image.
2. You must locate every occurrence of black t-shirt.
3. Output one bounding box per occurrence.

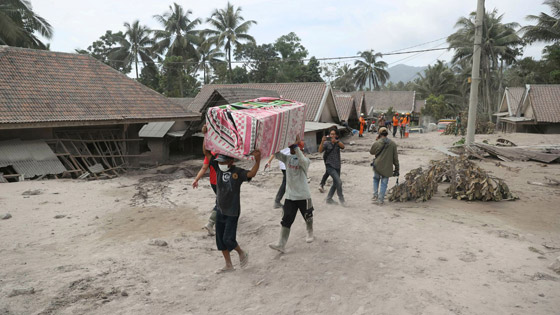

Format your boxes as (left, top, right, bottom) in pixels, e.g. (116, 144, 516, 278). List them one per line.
(210, 157, 251, 217)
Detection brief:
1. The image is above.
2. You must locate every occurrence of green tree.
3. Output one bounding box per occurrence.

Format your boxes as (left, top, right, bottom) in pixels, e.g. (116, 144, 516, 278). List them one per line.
(76, 30, 131, 73)
(160, 55, 200, 97)
(153, 3, 200, 59)
(274, 32, 309, 82)
(353, 50, 390, 90)
(447, 9, 523, 120)
(196, 34, 224, 84)
(204, 2, 256, 82)
(301, 56, 323, 82)
(110, 20, 155, 79)
(0, 0, 52, 49)
(522, 0, 560, 44)
(421, 94, 460, 120)
(138, 63, 161, 92)
(414, 60, 458, 99)
(333, 64, 356, 92)
(235, 42, 279, 83)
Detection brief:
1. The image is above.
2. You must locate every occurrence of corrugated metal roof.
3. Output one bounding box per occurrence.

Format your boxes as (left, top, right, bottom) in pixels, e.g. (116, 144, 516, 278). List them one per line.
(139, 121, 175, 138)
(0, 139, 66, 178)
(304, 122, 343, 132)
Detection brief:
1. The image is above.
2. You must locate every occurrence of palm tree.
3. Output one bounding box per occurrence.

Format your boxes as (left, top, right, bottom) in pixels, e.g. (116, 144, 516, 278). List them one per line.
(333, 64, 356, 92)
(353, 50, 390, 90)
(522, 0, 560, 43)
(0, 0, 52, 49)
(447, 9, 523, 119)
(110, 20, 155, 79)
(204, 2, 257, 81)
(414, 60, 458, 99)
(196, 35, 225, 84)
(153, 3, 201, 60)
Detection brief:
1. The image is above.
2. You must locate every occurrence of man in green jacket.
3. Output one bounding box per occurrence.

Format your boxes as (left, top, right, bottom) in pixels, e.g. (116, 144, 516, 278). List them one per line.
(369, 127, 399, 204)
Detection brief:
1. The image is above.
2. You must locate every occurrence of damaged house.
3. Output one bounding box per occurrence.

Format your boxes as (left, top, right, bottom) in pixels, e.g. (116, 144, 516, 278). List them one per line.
(0, 46, 199, 181)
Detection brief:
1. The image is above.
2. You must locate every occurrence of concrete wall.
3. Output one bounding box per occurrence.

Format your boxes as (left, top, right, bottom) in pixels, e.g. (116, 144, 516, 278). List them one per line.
(304, 131, 319, 153)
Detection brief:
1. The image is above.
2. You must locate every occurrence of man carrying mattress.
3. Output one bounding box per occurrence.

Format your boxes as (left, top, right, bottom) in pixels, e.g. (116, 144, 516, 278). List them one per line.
(269, 135, 314, 253)
(203, 126, 261, 273)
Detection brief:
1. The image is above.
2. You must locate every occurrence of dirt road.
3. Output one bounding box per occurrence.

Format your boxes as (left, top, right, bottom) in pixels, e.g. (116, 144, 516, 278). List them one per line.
(1, 132, 559, 314)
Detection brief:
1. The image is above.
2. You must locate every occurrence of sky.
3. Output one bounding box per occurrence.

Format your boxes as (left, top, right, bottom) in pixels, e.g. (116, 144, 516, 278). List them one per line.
(31, 0, 548, 69)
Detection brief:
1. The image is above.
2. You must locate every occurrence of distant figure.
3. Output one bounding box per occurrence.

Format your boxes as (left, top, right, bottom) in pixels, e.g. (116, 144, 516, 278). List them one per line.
(369, 127, 400, 205)
(359, 114, 366, 137)
(378, 114, 386, 130)
(455, 114, 462, 136)
(392, 113, 400, 137)
(269, 135, 314, 253)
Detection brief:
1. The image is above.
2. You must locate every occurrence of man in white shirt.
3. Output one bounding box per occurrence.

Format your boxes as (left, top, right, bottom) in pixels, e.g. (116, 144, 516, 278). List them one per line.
(269, 136, 314, 253)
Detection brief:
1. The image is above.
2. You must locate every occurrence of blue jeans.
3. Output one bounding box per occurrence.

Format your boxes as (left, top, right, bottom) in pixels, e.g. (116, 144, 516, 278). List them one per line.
(373, 172, 389, 202)
(326, 166, 344, 201)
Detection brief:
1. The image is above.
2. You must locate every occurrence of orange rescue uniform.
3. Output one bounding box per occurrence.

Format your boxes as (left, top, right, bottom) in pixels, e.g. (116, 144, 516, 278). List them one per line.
(359, 117, 366, 135)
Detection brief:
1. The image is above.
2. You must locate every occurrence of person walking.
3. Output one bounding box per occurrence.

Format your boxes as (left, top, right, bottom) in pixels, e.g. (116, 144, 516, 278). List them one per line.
(369, 127, 399, 205)
(319, 128, 345, 205)
(392, 113, 400, 137)
(203, 129, 261, 273)
(265, 147, 291, 209)
(399, 114, 406, 138)
(269, 135, 314, 253)
(378, 114, 386, 131)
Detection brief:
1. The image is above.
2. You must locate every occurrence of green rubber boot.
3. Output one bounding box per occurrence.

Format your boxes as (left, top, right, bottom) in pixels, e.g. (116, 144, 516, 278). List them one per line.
(306, 219, 314, 243)
(269, 227, 290, 253)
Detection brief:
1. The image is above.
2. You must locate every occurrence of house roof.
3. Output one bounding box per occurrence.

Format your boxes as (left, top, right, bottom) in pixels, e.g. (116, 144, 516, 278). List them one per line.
(333, 92, 354, 121)
(168, 97, 195, 112)
(138, 121, 175, 138)
(498, 87, 525, 115)
(363, 91, 416, 114)
(0, 46, 200, 129)
(525, 85, 560, 123)
(190, 83, 329, 121)
(0, 139, 66, 178)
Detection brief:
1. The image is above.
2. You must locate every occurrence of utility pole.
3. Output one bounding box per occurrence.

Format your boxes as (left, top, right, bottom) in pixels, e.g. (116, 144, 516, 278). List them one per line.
(466, 0, 484, 146)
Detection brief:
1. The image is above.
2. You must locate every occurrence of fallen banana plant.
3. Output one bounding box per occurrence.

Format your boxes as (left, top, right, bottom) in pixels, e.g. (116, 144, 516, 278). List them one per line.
(389, 155, 517, 202)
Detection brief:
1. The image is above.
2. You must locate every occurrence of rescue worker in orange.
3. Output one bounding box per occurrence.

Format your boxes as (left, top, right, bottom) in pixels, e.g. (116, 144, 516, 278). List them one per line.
(359, 113, 366, 137)
(392, 113, 399, 137)
(399, 114, 406, 138)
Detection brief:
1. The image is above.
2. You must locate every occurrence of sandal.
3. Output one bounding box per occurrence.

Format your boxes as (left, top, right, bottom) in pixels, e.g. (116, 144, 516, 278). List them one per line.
(215, 266, 235, 274)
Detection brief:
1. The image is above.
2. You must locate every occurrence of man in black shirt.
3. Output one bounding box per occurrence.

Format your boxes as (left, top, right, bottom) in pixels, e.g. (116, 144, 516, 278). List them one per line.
(203, 127, 261, 273)
(318, 128, 345, 205)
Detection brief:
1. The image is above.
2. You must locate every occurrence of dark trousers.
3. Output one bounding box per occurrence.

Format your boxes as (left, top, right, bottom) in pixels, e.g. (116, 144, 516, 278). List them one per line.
(320, 169, 330, 186)
(215, 211, 239, 251)
(326, 166, 344, 201)
(393, 125, 398, 137)
(275, 170, 286, 203)
(281, 199, 314, 228)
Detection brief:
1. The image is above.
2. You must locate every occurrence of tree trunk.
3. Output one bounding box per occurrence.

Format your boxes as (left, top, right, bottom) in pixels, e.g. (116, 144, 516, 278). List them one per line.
(179, 63, 184, 97)
(134, 47, 139, 79)
(228, 47, 232, 83)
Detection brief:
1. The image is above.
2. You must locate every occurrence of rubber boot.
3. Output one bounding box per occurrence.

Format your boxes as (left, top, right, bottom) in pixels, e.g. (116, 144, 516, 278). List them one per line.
(204, 211, 217, 236)
(269, 227, 290, 253)
(306, 219, 314, 243)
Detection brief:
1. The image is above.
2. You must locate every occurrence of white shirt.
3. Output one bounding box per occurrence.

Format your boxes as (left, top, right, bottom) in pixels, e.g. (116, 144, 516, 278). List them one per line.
(278, 147, 291, 170)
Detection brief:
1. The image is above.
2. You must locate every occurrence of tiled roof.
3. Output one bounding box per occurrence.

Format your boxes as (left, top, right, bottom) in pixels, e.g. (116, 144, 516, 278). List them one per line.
(363, 91, 416, 114)
(169, 97, 195, 112)
(527, 85, 560, 123)
(333, 92, 354, 121)
(0, 46, 199, 127)
(190, 83, 328, 121)
(505, 87, 525, 116)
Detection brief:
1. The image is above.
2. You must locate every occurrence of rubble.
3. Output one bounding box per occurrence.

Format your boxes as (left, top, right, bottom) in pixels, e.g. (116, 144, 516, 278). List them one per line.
(389, 155, 517, 202)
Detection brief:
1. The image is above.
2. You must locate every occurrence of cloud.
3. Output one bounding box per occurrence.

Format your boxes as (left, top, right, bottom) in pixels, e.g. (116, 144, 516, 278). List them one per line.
(31, 0, 550, 67)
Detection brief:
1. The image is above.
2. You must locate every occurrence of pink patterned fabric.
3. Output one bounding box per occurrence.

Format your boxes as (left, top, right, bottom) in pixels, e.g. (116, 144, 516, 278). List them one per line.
(204, 98, 306, 161)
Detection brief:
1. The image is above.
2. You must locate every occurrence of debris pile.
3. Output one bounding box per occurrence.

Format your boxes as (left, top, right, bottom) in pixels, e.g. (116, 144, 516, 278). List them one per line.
(389, 155, 517, 202)
(442, 121, 495, 135)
